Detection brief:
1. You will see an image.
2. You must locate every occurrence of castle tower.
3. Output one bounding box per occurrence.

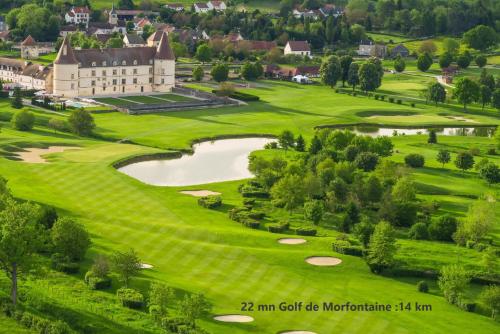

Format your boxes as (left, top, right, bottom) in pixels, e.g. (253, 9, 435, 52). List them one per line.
(20, 35, 39, 59)
(109, 3, 118, 25)
(153, 32, 175, 92)
(53, 36, 79, 97)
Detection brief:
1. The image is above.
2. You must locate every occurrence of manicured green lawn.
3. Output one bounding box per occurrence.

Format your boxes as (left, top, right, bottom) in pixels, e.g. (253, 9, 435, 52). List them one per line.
(94, 97, 138, 106)
(0, 80, 499, 333)
(153, 93, 196, 102)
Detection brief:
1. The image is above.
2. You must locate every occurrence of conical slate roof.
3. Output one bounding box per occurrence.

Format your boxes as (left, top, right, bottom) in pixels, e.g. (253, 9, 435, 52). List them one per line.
(54, 36, 78, 65)
(155, 32, 175, 60)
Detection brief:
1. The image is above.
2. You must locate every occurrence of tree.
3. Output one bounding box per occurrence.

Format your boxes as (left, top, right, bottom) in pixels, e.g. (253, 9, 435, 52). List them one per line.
(339, 55, 353, 86)
(391, 177, 416, 202)
(438, 264, 470, 305)
(479, 285, 500, 319)
(91, 254, 110, 278)
(436, 149, 451, 168)
(51, 217, 90, 261)
(479, 69, 496, 90)
(428, 215, 457, 241)
(195, 44, 212, 63)
(354, 152, 379, 171)
(453, 78, 480, 111)
(11, 87, 23, 109)
(241, 62, 261, 81)
(118, 0, 135, 9)
(418, 41, 437, 55)
(295, 135, 306, 152)
(456, 53, 471, 69)
(112, 248, 141, 287)
(479, 163, 500, 184)
(427, 82, 446, 106)
(11, 110, 34, 131)
(68, 109, 95, 136)
(417, 53, 433, 72)
(479, 85, 492, 110)
(439, 52, 453, 69)
(278, 130, 294, 150)
(366, 221, 397, 273)
(462, 25, 498, 51)
(475, 55, 487, 68)
(270, 174, 305, 213)
(106, 37, 123, 48)
(179, 293, 211, 327)
(492, 89, 500, 110)
(303, 200, 324, 224)
(454, 151, 474, 172)
(442, 38, 460, 55)
(347, 62, 360, 91)
(408, 222, 428, 240)
(320, 55, 341, 88)
(210, 63, 229, 82)
(353, 218, 374, 247)
(0, 199, 43, 305)
(427, 130, 437, 144)
(454, 200, 494, 246)
(48, 118, 67, 133)
(393, 55, 405, 72)
(149, 282, 174, 316)
(309, 135, 322, 154)
(358, 63, 379, 93)
(192, 66, 204, 81)
(404, 153, 425, 168)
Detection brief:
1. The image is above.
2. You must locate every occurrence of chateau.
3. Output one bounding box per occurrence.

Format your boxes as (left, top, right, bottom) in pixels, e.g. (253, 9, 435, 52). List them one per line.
(0, 31, 175, 98)
(53, 31, 175, 97)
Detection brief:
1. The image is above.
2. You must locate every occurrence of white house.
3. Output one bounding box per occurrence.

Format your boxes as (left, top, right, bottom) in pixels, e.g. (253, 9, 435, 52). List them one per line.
(0, 58, 52, 91)
(207, 1, 227, 11)
(284, 41, 311, 57)
(194, 3, 210, 13)
(292, 75, 312, 84)
(65, 6, 91, 28)
(164, 3, 185, 11)
(123, 34, 146, 47)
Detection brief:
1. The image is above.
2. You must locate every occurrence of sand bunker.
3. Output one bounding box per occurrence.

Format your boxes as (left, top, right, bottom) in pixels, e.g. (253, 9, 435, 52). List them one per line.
(213, 315, 254, 323)
(15, 146, 80, 163)
(278, 238, 307, 245)
(305, 256, 342, 266)
(140, 263, 154, 269)
(180, 190, 221, 197)
(280, 331, 317, 334)
(445, 116, 478, 123)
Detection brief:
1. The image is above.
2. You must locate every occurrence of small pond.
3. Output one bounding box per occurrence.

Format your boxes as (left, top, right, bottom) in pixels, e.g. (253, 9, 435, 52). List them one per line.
(342, 126, 496, 137)
(118, 137, 275, 186)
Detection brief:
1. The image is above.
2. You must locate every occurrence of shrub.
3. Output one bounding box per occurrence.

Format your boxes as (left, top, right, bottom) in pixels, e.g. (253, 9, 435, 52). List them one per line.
(47, 320, 72, 334)
(487, 148, 496, 155)
(389, 97, 395, 103)
(458, 297, 476, 312)
(197, 196, 222, 209)
(243, 220, 260, 229)
(117, 288, 144, 309)
(374, 94, 379, 100)
(428, 215, 457, 241)
(242, 198, 255, 208)
(404, 153, 425, 168)
(248, 211, 265, 220)
(51, 253, 80, 274)
(408, 222, 429, 240)
(411, 103, 415, 107)
(296, 227, 317, 236)
(229, 91, 260, 101)
(355, 152, 379, 171)
(380, 95, 385, 101)
(84, 271, 112, 290)
(51, 217, 91, 262)
(11, 110, 35, 131)
(228, 207, 249, 222)
(267, 222, 289, 233)
(396, 99, 402, 104)
(417, 280, 429, 293)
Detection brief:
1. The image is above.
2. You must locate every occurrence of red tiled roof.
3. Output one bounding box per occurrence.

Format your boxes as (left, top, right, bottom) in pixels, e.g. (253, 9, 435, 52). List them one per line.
(21, 35, 36, 46)
(287, 40, 310, 52)
(73, 6, 90, 14)
(248, 40, 277, 51)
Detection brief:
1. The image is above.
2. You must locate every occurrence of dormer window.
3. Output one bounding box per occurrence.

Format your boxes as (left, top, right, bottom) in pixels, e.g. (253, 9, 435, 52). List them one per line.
(102, 61, 107, 66)
(91, 62, 96, 67)
(122, 60, 126, 65)
(133, 60, 138, 65)
(113, 61, 117, 66)
(149, 59, 153, 64)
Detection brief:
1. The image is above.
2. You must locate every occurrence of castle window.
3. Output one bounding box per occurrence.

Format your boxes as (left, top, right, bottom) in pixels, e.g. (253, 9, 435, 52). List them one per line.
(122, 78, 126, 84)
(102, 70, 106, 76)
(91, 70, 96, 76)
(122, 69, 126, 75)
(91, 80, 95, 86)
(71, 74, 74, 79)
(133, 60, 138, 65)
(149, 59, 153, 64)
(91, 62, 96, 67)
(161, 79, 164, 84)
(113, 79, 117, 85)
(102, 61, 106, 66)
(113, 61, 117, 66)
(113, 70, 117, 75)
(149, 77, 152, 83)
(71, 83, 75, 89)
(122, 60, 126, 65)
(149, 68, 152, 74)
(133, 78, 137, 84)
(133, 69, 137, 74)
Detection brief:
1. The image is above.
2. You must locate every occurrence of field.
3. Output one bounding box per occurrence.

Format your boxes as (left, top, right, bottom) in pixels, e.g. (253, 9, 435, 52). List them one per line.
(93, 94, 197, 107)
(0, 78, 499, 333)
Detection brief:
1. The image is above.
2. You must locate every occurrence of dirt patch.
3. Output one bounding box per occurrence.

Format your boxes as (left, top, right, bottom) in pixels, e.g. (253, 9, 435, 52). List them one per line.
(213, 315, 254, 323)
(15, 146, 80, 163)
(305, 256, 342, 266)
(278, 238, 307, 245)
(180, 190, 221, 197)
(140, 263, 153, 269)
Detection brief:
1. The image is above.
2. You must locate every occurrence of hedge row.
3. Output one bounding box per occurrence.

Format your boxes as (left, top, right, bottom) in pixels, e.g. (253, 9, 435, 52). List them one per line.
(268, 222, 290, 233)
(228, 207, 261, 229)
(161, 317, 210, 334)
(116, 288, 144, 309)
(332, 241, 364, 257)
(51, 253, 79, 274)
(229, 91, 260, 101)
(84, 271, 112, 290)
(197, 196, 222, 209)
(296, 227, 317, 236)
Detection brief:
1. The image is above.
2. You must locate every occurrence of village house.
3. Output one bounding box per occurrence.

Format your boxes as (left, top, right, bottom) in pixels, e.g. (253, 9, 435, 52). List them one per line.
(358, 40, 387, 58)
(207, 1, 227, 11)
(153, 23, 177, 35)
(65, 6, 91, 28)
(0, 58, 52, 90)
(265, 64, 319, 80)
(164, 3, 185, 11)
(224, 32, 244, 43)
(53, 32, 175, 98)
(390, 44, 410, 58)
(134, 17, 152, 34)
(194, 3, 210, 13)
(293, 8, 320, 19)
(0, 31, 10, 42)
(59, 25, 78, 37)
(319, 4, 344, 18)
(284, 41, 311, 57)
(19, 35, 56, 59)
(123, 34, 146, 47)
(0, 16, 8, 32)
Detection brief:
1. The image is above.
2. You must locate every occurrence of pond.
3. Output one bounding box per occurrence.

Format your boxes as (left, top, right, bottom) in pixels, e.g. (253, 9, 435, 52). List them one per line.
(342, 126, 496, 137)
(118, 137, 275, 186)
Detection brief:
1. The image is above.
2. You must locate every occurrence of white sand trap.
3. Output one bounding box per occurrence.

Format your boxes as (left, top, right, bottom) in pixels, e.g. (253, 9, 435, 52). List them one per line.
(214, 315, 254, 323)
(278, 238, 307, 245)
(180, 190, 221, 197)
(280, 331, 317, 334)
(305, 256, 342, 266)
(140, 263, 153, 269)
(446, 116, 478, 123)
(15, 146, 80, 163)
